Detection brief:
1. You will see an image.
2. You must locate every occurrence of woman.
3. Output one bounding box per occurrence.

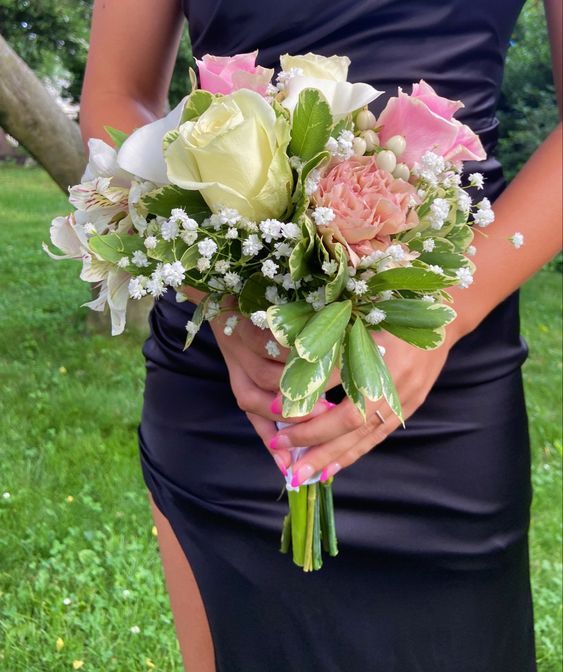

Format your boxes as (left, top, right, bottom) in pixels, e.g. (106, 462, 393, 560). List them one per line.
(80, 1, 562, 670)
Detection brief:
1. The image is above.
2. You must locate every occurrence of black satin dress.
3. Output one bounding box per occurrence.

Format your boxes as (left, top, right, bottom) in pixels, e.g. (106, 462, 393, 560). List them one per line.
(138, 1, 537, 669)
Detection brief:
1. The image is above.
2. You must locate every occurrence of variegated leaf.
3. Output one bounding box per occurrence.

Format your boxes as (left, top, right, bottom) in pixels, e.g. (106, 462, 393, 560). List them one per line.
(295, 300, 352, 362)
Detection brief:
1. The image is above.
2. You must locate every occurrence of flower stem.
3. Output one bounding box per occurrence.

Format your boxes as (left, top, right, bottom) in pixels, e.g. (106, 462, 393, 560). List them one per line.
(320, 480, 338, 557)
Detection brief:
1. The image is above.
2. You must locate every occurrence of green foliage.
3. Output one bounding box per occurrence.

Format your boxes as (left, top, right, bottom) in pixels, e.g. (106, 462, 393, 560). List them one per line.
(497, 0, 559, 182)
(289, 89, 333, 160)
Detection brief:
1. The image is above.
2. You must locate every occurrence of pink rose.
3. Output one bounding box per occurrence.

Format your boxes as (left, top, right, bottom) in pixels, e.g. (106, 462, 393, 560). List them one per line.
(196, 51, 274, 96)
(312, 156, 419, 266)
(377, 80, 486, 167)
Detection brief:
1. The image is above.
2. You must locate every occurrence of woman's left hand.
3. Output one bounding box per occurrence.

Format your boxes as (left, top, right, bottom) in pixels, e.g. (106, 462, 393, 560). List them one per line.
(269, 330, 454, 485)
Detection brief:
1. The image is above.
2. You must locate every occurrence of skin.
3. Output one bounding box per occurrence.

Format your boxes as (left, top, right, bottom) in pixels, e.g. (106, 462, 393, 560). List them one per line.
(81, 1, 562, 669)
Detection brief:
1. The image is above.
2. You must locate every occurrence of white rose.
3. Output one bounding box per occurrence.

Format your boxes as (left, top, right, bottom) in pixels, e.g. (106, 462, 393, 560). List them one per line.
(280, 53, 351, 81)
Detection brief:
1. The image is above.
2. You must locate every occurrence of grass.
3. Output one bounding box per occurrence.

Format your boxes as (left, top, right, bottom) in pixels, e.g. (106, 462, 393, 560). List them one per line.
(0, 165, 561, 671)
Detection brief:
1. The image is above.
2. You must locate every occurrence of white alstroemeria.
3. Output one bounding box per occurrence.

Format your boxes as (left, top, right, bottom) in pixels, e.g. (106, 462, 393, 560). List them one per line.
(82, 269, 130, 336)
(117, 96, 187, 184)
(282, 76, 383, 121)
(69, 176, 130, 230)
(128, 180, 155, 235)
(82, 138, 132, 187)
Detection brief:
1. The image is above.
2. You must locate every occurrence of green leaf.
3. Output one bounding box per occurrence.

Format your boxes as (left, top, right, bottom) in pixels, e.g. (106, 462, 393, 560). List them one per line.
(141, 185, 211, 222)
(448, 224, 474, 252)
(418, 251, 472, 270)
(281, 340, 340, 401)
(180, 90, 214, 123)
(289, 89, 333, 161)
(281, 388, 325, 418)
(294, 300, 352, 362)
(289, 238, 310, 280)
(179, 244, 201, 270)
(88, 232, 145, 265)
(324, 244, 349, 303)
(183, 294, 211, 350)
(104, 125, 129, 148)
(145, 238, 175, 263)
(381, 323, 446, 349)
(340, 333, 366, 420)
(330, 115, 353, 139)
(367, 267, 458, 293)
(238, 273, 273, 315)
(267, 302, 315, 348)
(378, 299, 456, 329)
(348, 318, 383, 402)
(408, 237, 455, 253)
(370, 339, 403, 421)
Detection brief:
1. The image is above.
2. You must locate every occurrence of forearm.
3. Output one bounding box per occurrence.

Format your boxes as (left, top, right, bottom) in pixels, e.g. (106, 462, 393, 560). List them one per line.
(447, 122, 562, 346)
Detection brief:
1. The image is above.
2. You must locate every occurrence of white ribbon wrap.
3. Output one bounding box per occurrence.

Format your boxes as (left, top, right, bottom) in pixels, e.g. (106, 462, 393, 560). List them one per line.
(276, 421, 322, 491)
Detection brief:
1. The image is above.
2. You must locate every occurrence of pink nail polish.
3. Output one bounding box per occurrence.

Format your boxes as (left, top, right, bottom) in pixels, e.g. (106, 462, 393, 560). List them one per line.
(323, 400, 336, 409)
(269, 434, 291, 451)
(269, 436, 281, 451)
(292, 464, 314, 487)
(320, 462, 342, 483)
(273, 455, 288, 477)
(270, 397, 283, 415)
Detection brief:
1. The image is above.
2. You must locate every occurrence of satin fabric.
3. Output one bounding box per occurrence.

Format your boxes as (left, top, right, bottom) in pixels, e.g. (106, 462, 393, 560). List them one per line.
(138, 0, 536, 669)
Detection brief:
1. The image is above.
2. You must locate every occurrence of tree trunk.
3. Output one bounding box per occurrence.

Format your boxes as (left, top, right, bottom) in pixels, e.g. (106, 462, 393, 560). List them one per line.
(0, 33, 86, 191)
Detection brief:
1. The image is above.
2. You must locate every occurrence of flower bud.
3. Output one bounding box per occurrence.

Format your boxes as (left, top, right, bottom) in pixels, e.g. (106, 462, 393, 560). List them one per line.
(376, 149, 397, 173)
(352, 136, 367, 157)
(393, 162, 410, 181)
(356, 109, 377, 131)
(385, 134, 407, 157)
(361, 129, 379, 152)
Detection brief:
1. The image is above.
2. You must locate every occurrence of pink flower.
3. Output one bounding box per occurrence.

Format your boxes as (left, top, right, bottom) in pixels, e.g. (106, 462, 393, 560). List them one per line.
(196, 51, 274, 96)
(312, 157, 419, 266)
(377, 80, 486, 167)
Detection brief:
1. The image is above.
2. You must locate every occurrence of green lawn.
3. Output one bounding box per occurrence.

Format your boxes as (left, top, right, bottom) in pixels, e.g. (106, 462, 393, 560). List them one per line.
(0, 165, 561, 671)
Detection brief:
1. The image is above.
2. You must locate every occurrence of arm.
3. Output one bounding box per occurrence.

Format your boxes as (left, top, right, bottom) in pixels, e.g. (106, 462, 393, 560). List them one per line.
(272, 2, 563, 484)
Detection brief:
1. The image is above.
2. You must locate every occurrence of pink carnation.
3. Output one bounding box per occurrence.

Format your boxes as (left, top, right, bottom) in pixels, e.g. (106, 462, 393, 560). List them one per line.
(312, 156, 419, 266)
(196, 51, 273, 96)
(377, 80, 486, 167)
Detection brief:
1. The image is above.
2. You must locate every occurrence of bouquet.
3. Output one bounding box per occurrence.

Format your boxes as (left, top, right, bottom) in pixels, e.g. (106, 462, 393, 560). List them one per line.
(44, 51, 496, 572)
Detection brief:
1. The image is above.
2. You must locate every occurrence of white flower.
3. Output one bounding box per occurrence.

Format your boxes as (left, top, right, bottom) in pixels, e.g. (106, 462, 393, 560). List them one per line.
(510, 232, 525, 249)
(122, 589, 132, 599)
(132, 250, 150, 267)
(205, 300, 220, 320)
(128, 276, 148, 299)
(185, 320, 199, 336)
(456, 267, 474, 288)
(198, 237, 218, 258)
(83, 222, 97, 235)
(312, 207, 335, 227)
(265, 340, 281, 358)
(352, 280, 368, 295)
(305, 287, 326, 311)
(265, 285, 280, 304)
(215, 260, 230, 274)
(117, 256, 130, 269)
(197, 257, 211, 272)
(366, 308, 386, 325)
(428, 264, 445, 275)
(250, 311, 269, 330)
(281, 273, 301, 291)
(170, 208, 197, 230)
(466, 245, 477, 256)
(205, 213, 222, 230)
(63, 598, 72, 606)
(281, 222, 300, 239)
(289, 155, 304, 170)
(325, 129, 356, 160)
(414, 151, 446, 186)
(2, 491, 10, 500)
(378, 345, 386, 356)
(130, 626, 141, 635)
(223, 315, 239, 336)
(422, 238, 435, 253)
(161, 260, 186, 287)
(386, 244, 407, 261)
(218, 207, 241, 226)
(225, 227, 239, 239)
(261, 259, 279, 279)
(242, 234, 263, 256)
(473, 197, 495, 228)
(468, 173, 484, 189)
(272, 242, 292, 259)
(146, 276, 167, 297)
(456, 190, 472, 214)
(223, 271, 242, 291)
(180, 230, 198, 245)
(275, 67, 305, 91)
(421, 294, 436, 303)
(442, 172, 461, 188)
(161, 219, 180, 241)
(379, 290, 393, 301)
(428, 198, 450, 230)
(259, 219, 284, 242)
(304, 169, 321, 196)
(144, 235, 158, 250)
(322, 260, 338, 276)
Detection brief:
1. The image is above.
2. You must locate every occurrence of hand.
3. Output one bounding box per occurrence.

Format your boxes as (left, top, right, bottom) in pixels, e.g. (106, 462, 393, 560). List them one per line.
(269, 330, 453, 486)
(208, 299, 333, 474)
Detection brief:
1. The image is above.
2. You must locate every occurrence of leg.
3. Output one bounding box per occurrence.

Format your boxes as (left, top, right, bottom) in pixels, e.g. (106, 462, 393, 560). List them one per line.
(148, 491, 216, 672)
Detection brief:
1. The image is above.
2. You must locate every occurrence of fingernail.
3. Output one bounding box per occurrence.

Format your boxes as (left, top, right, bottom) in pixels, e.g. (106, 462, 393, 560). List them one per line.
(273, 455, 288, 477)
(291, 464, 315, 487)
(320, 462, 342, 483)
(270, 396, 283, 415)
(269, 434, 291, 451)
(323, 400, 336, 409)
